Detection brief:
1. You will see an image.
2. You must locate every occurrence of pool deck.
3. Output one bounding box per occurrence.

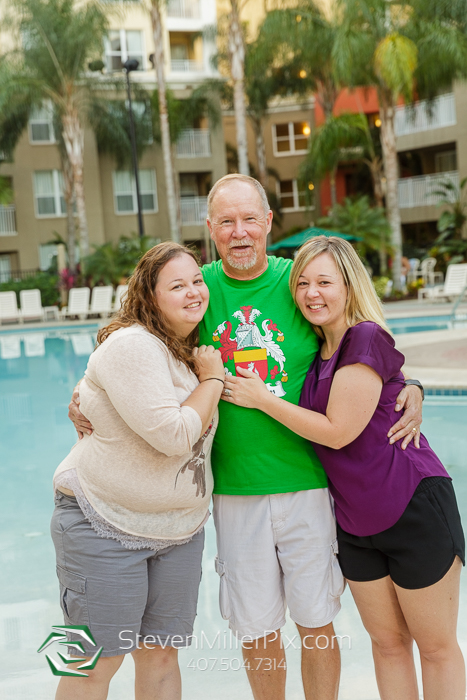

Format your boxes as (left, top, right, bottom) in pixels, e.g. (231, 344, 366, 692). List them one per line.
(383, 299, 467, 388)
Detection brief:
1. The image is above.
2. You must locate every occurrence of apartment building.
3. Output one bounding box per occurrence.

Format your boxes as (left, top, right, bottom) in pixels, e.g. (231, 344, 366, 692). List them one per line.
(0, 0, 227, 279)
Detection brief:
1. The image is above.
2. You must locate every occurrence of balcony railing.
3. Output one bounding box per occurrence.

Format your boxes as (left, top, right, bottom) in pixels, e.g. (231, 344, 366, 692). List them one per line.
(167, 0, 200, 19)
(176, 129, 211, 158)
(398, 170, 459, 209)
(170, 59, 203, 73)
(395, 93, 456, 137)
(0, 205, 17, 236)
(180, 196, 207, 225)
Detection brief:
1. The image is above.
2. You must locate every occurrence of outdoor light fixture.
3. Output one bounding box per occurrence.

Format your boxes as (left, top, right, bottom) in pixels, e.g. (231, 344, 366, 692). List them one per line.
(303, 124, 311, 135)
(375, 117, 382, 127)
(123, 58, 144, 238)
(299, 69, 307, 78)
(308, 183, 315, 191)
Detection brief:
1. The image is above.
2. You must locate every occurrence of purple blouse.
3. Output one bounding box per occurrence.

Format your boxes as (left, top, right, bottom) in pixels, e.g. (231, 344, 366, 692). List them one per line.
(299, 322, 449, 536)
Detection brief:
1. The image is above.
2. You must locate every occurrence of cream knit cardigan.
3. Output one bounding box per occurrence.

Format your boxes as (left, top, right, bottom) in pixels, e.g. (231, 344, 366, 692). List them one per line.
(54, 325, 216, 540)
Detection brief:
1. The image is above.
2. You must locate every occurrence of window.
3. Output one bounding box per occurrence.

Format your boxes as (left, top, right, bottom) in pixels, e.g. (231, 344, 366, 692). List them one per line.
(104, 30, 144, 72)
(113, 169, 158, 214)
(272, 122, 310, 156)
(29, 102, 55, 143)
(435, 150, 457, 173)
(33, 171, 66, 217)
(277, 179, 306, 212)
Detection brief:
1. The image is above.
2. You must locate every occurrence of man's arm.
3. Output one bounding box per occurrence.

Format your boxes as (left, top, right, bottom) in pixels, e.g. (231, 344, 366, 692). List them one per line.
(388, 380, 423, 449)
(68, 381, 93, 440)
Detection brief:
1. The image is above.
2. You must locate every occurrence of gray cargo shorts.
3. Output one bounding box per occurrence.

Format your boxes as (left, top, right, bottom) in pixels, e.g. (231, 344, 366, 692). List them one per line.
(51, 491, 205, 657)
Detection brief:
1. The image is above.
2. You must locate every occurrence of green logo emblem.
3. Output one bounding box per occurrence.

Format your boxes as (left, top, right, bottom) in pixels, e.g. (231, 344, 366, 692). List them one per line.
(37, 625, 103, 677)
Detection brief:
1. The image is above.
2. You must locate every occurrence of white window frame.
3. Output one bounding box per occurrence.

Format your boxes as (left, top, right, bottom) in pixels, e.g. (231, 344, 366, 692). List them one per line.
(272, 121, 310, 157)
(113, 169, 158, 215)
(277, 179, 307, 212)
(33, 170, 66, 218)
(29, 100, 56, 144)
(104, 29, 145, 73)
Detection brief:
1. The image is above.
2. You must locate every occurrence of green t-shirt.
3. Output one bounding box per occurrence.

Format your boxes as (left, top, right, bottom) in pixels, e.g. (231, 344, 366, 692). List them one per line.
(200, 256, 327, 495)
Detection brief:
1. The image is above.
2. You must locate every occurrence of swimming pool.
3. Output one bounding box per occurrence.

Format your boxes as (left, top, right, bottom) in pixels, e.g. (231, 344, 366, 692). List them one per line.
(1, 325, 466, 700)
(387, 314, 467, 334)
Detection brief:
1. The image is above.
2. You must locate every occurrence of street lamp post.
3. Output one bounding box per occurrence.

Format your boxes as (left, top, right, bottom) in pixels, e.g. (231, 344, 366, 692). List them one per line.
(123, 58, 144, 238)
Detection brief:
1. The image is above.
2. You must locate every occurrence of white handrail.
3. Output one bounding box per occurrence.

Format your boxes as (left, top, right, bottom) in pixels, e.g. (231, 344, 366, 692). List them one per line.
(0, 205, 17, 236)
(176, 129, 211, 158)
(180, 196, 208, 225)
(395, 94, 456, 137)
(398, 171, 459, 209)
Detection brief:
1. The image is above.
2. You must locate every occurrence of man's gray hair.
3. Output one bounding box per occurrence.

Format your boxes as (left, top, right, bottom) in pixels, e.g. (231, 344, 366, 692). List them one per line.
(207, 174, 271, 219)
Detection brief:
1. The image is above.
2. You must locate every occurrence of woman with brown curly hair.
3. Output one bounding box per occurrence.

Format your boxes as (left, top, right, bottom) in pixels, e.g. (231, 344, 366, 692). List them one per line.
(51, 242, 224, 700)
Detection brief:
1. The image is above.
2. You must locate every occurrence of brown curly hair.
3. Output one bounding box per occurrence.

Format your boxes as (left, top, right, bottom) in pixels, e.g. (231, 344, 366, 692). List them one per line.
(97, 242, 202, 375)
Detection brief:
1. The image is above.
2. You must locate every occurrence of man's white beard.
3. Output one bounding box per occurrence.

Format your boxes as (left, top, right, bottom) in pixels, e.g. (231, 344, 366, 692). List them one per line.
(226, 247, 257, 271)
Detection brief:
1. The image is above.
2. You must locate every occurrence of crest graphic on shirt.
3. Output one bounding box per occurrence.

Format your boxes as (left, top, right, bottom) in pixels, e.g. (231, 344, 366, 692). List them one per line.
(212, 306, 288, 396)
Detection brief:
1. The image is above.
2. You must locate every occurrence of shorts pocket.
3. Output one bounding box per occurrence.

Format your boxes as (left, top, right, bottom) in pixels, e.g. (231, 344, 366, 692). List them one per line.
(328, 540, 345, 600)
(56, 565, 89, 625)
(214, 557, 232, 621)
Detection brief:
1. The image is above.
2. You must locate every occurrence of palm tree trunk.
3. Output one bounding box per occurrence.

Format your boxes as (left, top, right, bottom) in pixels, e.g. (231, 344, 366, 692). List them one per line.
(61, 153, 76, 274)
(367, 159, 387, 274)
(379, 92, 402, 290)
(61, 107, 89, 258)
(330, 167, 337, 208)
(229, 0, 249, 176)
(150, 1, 182, 243)
(251, 115, 267, 188)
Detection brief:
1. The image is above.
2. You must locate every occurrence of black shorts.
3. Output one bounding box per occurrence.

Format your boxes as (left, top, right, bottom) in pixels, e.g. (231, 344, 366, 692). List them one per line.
(337, 476, 465, 590)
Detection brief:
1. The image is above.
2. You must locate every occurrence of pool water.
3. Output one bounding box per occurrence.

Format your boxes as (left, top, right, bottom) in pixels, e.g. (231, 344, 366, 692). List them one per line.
(1, 326, 467, 700)
(387, 315, 467, 334)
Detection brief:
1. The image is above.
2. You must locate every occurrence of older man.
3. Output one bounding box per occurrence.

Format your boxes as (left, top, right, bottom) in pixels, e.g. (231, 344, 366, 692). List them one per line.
(70, 174, 423, 700)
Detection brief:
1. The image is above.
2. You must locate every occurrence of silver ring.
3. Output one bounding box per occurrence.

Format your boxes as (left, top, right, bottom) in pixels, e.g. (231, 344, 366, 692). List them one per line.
(224, 389, 231, 397)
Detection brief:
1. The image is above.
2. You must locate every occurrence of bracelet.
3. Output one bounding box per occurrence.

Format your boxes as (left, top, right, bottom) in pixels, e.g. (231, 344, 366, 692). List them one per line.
(202, 377, 225, 385)
(404, 379, 424, 401)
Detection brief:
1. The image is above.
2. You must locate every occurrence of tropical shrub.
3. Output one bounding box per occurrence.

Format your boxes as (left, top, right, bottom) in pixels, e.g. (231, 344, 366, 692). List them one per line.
(0, 271, 60, 306)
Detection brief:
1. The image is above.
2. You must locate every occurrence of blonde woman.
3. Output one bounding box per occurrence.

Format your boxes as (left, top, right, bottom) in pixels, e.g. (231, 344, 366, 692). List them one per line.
(222, 236, 465, 700)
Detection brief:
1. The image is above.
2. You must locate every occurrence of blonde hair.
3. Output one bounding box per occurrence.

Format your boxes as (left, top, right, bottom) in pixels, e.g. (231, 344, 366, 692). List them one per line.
(289, 236, 389, 339)
(207, 174, 270, 219)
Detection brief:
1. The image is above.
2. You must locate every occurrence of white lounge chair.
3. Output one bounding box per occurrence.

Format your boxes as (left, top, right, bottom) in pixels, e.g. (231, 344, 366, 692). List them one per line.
(113, 284, 128, 313)
(0, 291, 22, 324)
(20, 289, 45, 322)
(61, 287, 91, 320)
(418, 257, 443, 286)
(418, 263, 467, 301)
(88, 285, 113, 318)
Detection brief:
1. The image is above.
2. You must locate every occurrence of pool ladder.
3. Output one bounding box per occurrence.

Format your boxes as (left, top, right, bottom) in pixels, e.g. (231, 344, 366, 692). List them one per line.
(450, 283, 467, 323)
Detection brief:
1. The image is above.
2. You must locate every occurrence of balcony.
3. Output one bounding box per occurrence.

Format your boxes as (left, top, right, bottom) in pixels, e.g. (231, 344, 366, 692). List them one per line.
(398, 170, 459, 209)
(395, 93, 456, 137)
(176, 129, 211, 158)
(180, 196, 207, 225)
(167, 0, 200, 19)
(170, 59, 203, 73)
(0, 205, 17, 236)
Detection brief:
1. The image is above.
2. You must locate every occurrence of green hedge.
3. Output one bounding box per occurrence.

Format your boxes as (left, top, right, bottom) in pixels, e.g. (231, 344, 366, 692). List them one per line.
(0, 271, 60, 307)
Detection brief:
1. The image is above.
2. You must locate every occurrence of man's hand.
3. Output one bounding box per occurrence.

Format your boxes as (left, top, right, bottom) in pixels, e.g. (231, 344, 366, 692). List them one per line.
(68, 383, 93, 440)
(387, 384, 423, 450)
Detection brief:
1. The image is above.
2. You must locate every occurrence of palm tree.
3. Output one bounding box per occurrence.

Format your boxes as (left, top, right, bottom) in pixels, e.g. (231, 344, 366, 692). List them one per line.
(259, 2, 341, 202)
(227, 0, 249, 176)
(333, 0, 467, 290)
(147, 0, 182, 243)
(300, 112, 388, 271)
(432, 176, 467, 260)
(0, 0, 111, 258)
(319, 195, 391, 272)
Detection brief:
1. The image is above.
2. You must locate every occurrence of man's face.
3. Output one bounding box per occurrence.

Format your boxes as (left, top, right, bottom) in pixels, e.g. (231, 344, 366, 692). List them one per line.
(207, 181, 273, 278)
